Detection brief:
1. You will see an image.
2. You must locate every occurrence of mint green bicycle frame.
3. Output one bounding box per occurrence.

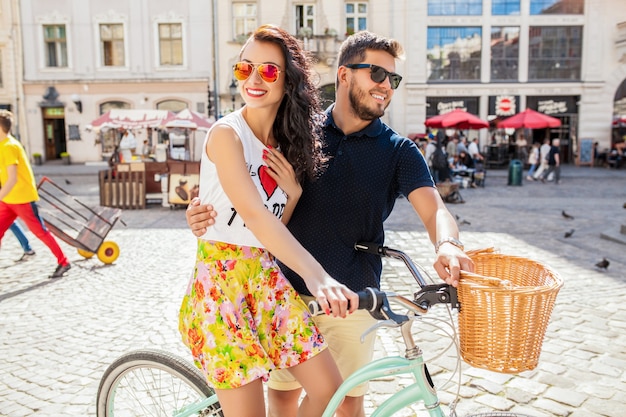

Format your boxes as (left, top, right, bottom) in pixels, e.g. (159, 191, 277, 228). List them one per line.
(162, 312, 445, 417)
(169, 326, 445, 417)
(322, 349, 444, 417)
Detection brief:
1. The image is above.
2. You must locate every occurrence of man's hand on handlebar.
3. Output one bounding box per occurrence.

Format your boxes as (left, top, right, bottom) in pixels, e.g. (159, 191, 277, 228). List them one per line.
(186, 197, 217, 237)
(433, 245, 474, 288)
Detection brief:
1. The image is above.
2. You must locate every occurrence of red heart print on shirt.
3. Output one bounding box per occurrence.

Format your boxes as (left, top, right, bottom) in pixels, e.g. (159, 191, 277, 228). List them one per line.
(258, 166, 278, 199)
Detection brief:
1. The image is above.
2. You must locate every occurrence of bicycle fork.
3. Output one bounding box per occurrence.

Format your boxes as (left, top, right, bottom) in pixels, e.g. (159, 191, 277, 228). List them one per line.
(321, 320, 445, 417)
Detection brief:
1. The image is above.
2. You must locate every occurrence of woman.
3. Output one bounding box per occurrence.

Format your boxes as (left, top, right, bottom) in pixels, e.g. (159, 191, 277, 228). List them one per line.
(178, 25, 358, 417)
(526, 142, 540, 180)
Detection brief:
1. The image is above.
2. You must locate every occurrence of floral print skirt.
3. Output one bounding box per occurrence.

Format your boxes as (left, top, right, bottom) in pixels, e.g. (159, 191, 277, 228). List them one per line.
(179, 240, 327, 389)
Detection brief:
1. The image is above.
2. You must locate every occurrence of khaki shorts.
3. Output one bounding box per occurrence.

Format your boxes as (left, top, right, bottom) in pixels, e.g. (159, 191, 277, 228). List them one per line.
(268, 295, 378, 397)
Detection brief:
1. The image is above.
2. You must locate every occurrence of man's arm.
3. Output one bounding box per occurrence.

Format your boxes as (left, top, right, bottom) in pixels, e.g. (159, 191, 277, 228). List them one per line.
(407, 186, 474, 287)
(185, 197, 217, 237)
(0, 164, 17, 202)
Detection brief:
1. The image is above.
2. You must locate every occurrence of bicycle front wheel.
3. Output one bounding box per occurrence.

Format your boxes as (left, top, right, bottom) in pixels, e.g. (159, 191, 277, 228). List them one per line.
(96, 349, 223, 417)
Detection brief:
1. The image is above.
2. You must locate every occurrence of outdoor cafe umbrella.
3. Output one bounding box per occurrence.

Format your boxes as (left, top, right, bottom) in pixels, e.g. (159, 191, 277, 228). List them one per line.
(496, 108, 561, 129)
(424, 108, 489, 130)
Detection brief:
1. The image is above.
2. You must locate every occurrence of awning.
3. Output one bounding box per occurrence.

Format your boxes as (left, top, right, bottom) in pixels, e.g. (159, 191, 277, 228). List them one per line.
(88, 109, 176, 130)
(164, 109, 213, 130)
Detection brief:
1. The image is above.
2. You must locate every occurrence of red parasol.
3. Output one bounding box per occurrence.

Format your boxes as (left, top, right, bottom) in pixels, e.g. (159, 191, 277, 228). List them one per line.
(424, 109, 489, 130)
(496, 108, 561, 129)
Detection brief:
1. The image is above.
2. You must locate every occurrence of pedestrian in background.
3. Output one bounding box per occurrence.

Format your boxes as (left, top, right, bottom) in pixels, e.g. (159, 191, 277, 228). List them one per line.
(532, 137, 551, 180)
(9, 221, 36, 261)
(446, 134, 459, 161)
(177, 25, 358, 417)
(468, 137, 484, 165)
(186, 29, 473, 417)
(541, 138, 561, 184)
(526, 142, 540, 181)
(0, 110, 71, 278)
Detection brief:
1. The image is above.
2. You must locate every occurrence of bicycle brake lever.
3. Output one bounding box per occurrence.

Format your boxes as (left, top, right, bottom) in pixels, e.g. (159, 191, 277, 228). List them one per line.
(413, 284, 459, 310)
(360, 319, 400, 343)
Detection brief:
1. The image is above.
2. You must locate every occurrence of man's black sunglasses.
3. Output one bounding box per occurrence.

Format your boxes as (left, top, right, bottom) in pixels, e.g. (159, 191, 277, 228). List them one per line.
(344, 63, 403, 89)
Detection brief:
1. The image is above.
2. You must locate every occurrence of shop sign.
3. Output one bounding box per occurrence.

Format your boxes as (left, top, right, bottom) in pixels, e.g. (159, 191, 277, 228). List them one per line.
(489, 95, 518, 116)
(426, 96, 479, 116)
(44, 107, 65, 118)
(527, 96, 578, 115)
(537, 100, 568, 115)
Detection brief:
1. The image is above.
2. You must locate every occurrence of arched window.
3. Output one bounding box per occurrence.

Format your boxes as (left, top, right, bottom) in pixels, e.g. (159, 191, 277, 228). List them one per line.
(99, 100, 130, 115)
(157, 99, 187, 113)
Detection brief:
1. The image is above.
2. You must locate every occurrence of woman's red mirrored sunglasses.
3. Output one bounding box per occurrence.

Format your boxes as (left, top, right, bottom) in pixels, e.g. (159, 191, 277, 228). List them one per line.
(233, 62, 282, 83)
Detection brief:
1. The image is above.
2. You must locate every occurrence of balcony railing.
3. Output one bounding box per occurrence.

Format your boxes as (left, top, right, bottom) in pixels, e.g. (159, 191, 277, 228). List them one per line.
(296, 34, 340, 66)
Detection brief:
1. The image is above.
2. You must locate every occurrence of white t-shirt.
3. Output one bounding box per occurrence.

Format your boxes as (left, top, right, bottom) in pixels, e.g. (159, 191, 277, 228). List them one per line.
(199, 109, 287, 248)
(119, 132, 137, 150)
(468, 141, 480, 158)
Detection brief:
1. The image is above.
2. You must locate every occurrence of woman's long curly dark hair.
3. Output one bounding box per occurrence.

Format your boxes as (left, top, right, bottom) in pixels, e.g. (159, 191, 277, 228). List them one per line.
(241, 24, 326, 182)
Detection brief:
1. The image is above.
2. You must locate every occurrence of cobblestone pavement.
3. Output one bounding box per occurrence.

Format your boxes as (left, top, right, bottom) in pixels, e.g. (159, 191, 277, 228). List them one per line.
(0, 163, 625, 416)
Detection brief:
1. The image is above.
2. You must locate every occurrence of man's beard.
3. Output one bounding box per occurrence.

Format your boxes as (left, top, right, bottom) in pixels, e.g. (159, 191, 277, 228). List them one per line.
(348, 81, 387, 121)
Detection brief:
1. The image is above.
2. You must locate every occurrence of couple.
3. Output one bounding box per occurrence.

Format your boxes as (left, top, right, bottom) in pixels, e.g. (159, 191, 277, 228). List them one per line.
(181, 25, 474, 417)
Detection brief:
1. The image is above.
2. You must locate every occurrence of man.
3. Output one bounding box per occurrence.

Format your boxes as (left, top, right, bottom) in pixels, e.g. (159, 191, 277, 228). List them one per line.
(446, 134, 459, 160)
(541, 138, 561, 184)
(467, 137, 484, 165)
(0, 110, 71, 278)
(187, 31, 473, 417)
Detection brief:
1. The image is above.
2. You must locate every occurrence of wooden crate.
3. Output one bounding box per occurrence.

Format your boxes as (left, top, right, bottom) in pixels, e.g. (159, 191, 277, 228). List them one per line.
(99, 163, 146, 209)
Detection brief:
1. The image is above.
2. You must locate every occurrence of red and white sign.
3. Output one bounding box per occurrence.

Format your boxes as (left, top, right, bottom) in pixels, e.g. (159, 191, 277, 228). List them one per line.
(495, 96, 516, 116)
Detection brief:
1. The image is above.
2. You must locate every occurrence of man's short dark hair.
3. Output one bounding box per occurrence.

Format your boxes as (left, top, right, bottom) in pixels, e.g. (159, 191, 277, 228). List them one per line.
(0, 110, 13, 133)
(337, 31, 405, 68)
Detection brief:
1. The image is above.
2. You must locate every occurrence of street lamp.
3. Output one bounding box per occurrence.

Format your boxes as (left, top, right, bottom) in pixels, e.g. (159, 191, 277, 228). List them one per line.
(71, 93, 82, 113)
(229, 79, 237, 111)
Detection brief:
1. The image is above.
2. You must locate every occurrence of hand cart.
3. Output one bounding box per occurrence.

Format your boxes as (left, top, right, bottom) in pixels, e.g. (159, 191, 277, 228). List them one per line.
(36, 176, 125, 264)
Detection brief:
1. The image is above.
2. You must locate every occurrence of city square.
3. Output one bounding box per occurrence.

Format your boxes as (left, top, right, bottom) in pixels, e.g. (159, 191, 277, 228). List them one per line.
(0, 164, 624, 416)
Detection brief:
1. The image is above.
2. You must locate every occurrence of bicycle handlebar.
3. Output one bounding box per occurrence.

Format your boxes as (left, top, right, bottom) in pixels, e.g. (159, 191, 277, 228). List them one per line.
(308, 242, 459, 324)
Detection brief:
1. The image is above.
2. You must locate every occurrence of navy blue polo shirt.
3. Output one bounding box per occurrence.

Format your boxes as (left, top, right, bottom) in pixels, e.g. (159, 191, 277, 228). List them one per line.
(279, 107, 434, 295)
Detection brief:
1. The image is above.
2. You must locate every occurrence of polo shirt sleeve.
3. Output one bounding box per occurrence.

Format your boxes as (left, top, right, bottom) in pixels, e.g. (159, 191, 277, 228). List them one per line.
(395, 139, 435, 197)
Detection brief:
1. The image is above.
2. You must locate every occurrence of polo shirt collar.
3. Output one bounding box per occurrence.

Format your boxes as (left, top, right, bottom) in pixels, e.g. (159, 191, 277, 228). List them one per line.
(324, 104, 384, 138)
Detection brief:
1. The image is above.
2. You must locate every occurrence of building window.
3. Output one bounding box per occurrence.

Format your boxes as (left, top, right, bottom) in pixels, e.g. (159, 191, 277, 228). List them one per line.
(99, 100, 130, 114)
(530, 0, 584, 14)
(44, 25, 68, 67)
(428, 0, 482, 15)
(233, 3, 257, 40)
(427, 27, 482, 82)
(157, 99, 188, 112)
(528, 26, 582, 81)
(100, 24, 125, 66)
(99, 101, 131, 154)
(295, 4, 315, 36)
(346, 2, 367, 36)
(159, 23, 183, 66)
(490, 27, 519, 81)
(492, 0, 520, 15)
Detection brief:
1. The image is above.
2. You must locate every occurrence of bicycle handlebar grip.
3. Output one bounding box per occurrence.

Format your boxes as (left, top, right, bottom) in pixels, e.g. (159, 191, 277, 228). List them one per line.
(354, 242, 386, 256)
(308, 289, 376, 316)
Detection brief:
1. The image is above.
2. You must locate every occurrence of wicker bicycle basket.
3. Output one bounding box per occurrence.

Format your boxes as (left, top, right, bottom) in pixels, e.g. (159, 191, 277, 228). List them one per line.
(457, 250, 563, 373)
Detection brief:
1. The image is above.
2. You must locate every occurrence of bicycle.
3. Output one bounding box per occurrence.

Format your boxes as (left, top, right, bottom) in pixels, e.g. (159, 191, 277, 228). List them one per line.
(96, 242, 537, 417)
